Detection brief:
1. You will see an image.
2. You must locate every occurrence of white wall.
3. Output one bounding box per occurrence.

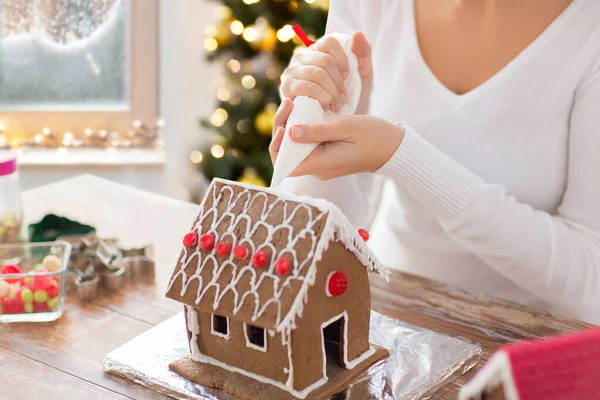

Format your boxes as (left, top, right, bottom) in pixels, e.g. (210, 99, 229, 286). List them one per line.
(18, 0, 219, 202)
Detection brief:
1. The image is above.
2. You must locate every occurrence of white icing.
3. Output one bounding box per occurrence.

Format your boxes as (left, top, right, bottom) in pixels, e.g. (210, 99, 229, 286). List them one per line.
(321, 311, 376, 371)
(210, 313, 230, 340)
(457, 351, 519, 400)
(244, 323, 268, 352)
(325, 271, 336, 297)
(185, 306, 202, 358)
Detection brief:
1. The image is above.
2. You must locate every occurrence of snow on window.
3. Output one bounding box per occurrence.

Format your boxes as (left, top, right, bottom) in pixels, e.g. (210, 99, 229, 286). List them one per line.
(0, 0, 130, 110)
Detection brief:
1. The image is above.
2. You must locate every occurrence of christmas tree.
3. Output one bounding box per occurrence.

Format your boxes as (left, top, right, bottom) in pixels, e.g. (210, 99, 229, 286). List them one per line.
(190, 0, 329, 201)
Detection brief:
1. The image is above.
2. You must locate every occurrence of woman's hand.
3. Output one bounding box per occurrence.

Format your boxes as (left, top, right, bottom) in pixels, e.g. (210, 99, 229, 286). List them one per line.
(280, 31, 373, 114)
(270, 102, 405, 181)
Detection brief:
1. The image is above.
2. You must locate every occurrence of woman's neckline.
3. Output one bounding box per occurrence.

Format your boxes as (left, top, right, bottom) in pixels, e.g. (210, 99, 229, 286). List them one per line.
(405, 0, 585, 105)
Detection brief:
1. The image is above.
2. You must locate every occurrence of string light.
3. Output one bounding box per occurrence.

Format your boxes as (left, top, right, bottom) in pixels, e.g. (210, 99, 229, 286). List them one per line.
(227, 59, 241, 73)
(242, 27, 257, 42)
(211, 108, 229, 127)
(277, 25, 295, 42)
(210, 144, 225, 159)
(241, 75, 256, 89)
(243, 0, 260, 4)
(0, 121, 4, 132)
(230, 20, 244, 35)
(217, 88, 231, 102)
(190, 150, 204, 164)
(62, 132, 74, 146)
(0, 118, 164, 151)
(204, 37, 218, 51)
(305, 0, 315, 3)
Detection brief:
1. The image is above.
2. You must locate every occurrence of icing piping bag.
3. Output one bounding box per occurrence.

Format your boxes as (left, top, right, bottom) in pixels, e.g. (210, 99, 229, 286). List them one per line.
(270, 26, 362, 188)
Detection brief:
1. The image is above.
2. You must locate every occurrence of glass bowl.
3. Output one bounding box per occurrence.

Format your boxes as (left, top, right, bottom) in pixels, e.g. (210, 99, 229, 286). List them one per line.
(0, 241, 71, 323)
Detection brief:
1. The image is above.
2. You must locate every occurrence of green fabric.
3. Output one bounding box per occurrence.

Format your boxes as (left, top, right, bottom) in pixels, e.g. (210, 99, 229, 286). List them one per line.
(28, 214, 95, 242)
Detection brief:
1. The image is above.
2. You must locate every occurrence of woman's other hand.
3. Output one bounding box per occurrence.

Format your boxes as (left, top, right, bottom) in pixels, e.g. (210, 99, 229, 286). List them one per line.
(280, 31, 373, 114)
(276, 115, 405, 181)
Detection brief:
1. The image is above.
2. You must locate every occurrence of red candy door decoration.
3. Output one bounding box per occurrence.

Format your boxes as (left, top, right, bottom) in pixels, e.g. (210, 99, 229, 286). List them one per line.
(199, 233, 215, 250)
(215, 242, 231, 256)
(327, 271, 348, 297)
(252, 251, 267, 268)
(182, 231, 198, 247)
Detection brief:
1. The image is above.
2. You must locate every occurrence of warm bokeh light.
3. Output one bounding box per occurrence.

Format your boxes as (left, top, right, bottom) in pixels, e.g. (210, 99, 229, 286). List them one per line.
(217, 88, 231, 102)
(242, 27, 257, 42)
(241, 75, 256, 89)
(211, 108, 229, 127)
(190, 150, 204, 164)
(204, 37, 218, 51)
(210, 144, 225, 159)
(277, 24, 295, 42)
(230, 20, 244, 35)
(227, 59, 241, 73)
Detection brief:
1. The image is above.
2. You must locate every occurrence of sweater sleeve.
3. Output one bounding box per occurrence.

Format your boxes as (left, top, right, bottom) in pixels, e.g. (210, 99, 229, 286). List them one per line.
(378, 69, 600, 324)
(278, 0, 385, 230)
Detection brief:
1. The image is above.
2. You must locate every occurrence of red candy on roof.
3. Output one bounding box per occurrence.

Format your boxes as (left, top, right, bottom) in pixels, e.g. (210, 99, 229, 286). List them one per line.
(182, 232, 197, 247)
(358, 229, 369, 242)
(233, 245, 248, 259)
(199, 233, 214, 251)
(252, 251, 267, 268)
(275, 258, 290, 276)
(215, 242, 230, 256)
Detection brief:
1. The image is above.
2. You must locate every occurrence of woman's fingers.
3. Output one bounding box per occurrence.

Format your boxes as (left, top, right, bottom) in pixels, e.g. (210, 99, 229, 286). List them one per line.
(284, 65, 341, 108)
(273, 99, 293, 134)
(269, 126, 285, 165)
(280, 77, 333, 110)
(289, 120, 350, 144)
(313, 36, 350, 82)
(351, 32, 372, 78)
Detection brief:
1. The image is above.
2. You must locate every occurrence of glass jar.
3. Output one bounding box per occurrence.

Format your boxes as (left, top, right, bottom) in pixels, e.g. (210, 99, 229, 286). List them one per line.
(0, 151, 26, 245)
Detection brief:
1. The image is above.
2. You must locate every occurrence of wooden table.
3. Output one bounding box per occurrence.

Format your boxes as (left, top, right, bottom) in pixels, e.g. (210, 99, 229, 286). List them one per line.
(0, 175, 591, 399)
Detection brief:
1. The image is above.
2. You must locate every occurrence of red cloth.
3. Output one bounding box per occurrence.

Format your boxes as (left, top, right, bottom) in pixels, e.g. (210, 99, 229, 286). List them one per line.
(503, 327, 600, 400)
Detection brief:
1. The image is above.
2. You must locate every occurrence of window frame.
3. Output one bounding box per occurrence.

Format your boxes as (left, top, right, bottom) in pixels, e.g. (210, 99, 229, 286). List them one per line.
(244, 323, 267, 352)
(0, 0, 159, 139)
(211, 314, 230, 340)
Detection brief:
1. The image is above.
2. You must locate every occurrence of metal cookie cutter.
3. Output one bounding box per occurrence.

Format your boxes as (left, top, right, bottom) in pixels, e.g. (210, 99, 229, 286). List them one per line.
(118, 245, 156, 281)
(99, 264, 126, 292)
(72, 265, 100, 301)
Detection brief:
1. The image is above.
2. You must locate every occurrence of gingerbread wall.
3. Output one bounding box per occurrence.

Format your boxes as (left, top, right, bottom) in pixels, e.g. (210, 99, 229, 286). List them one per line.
(189, 308, 291, 384)
(290, 240, 372, 392)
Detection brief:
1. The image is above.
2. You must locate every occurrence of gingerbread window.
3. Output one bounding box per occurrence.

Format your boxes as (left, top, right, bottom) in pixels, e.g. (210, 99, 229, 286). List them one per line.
(211, 314, 229, 339)
(244, 324, 266, 352)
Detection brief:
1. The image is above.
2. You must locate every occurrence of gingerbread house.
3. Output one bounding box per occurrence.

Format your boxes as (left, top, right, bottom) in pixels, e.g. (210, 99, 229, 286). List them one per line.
(458, 327, 600, 400)
(165, 178, 389, 399)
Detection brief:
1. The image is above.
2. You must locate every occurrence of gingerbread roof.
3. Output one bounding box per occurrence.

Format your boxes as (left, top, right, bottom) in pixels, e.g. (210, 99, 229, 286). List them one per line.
(165, 178, 387, 335)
